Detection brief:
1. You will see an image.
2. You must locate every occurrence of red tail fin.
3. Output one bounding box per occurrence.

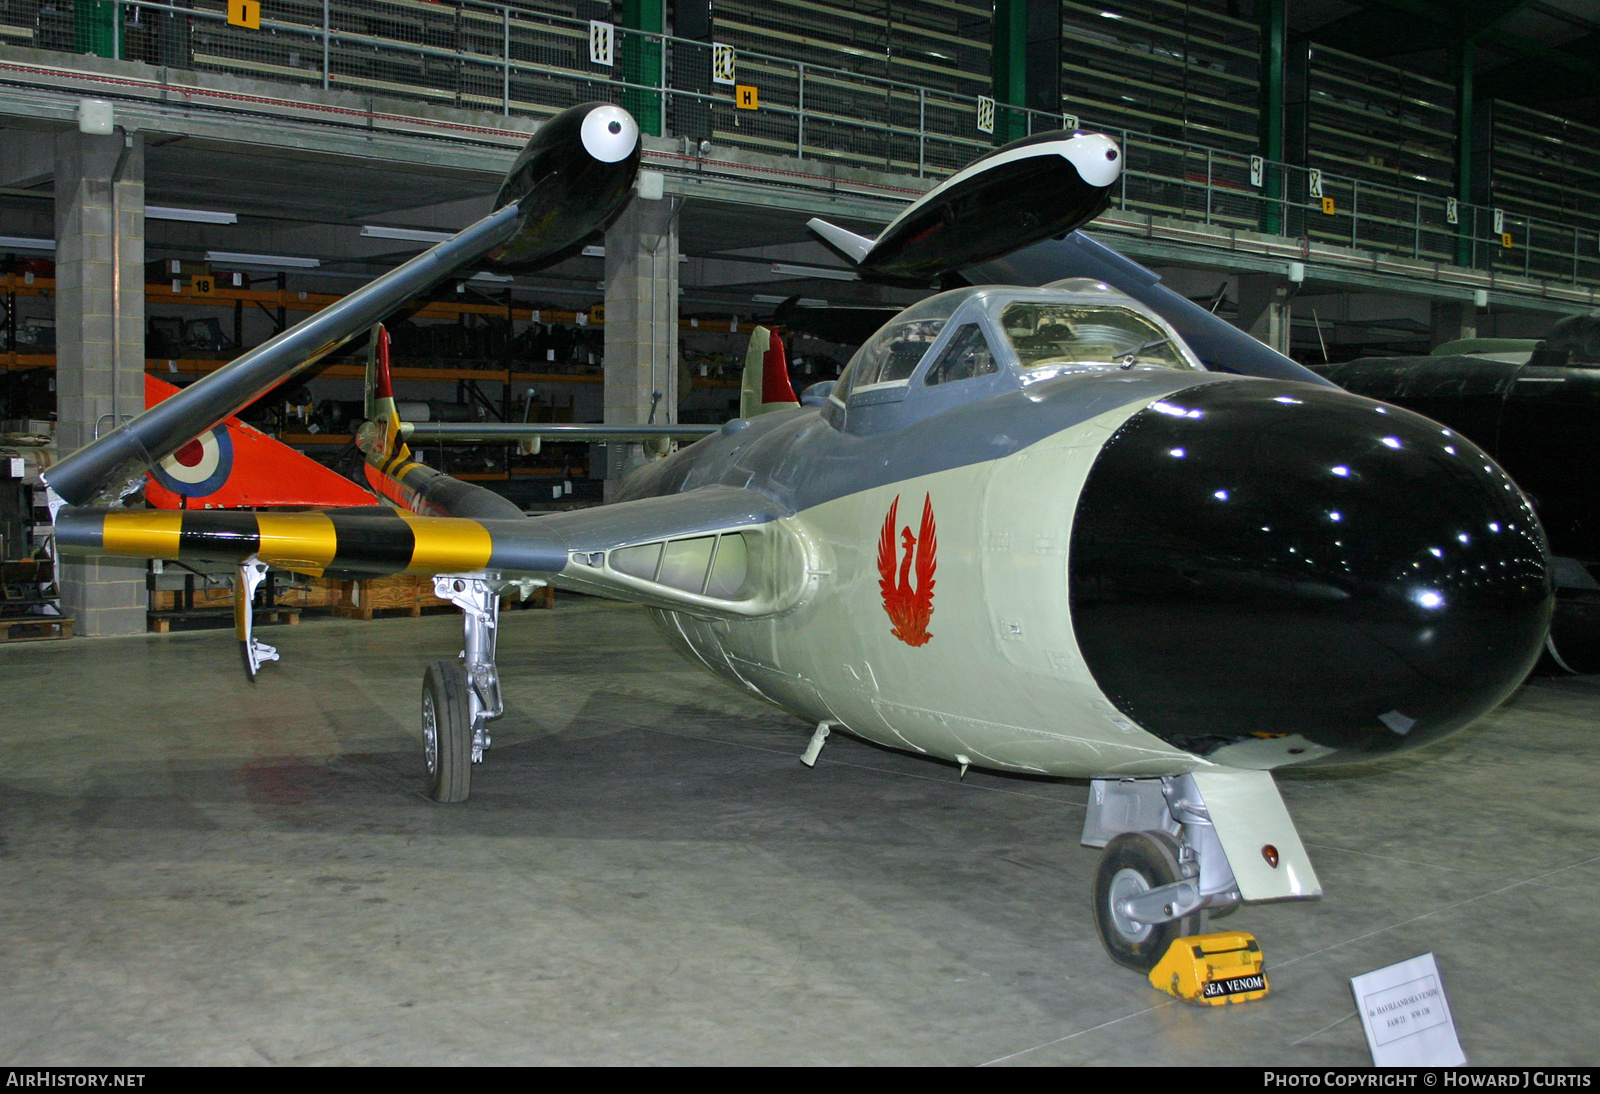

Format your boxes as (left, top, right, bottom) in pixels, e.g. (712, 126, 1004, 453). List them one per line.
(762, 327, 798, 405)
(739, 325, 799, 418)
(143, 374, 377, 509)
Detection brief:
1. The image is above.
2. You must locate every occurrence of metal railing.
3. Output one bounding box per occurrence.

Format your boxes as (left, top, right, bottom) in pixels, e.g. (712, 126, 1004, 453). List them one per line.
(6, 0, 1599, 289)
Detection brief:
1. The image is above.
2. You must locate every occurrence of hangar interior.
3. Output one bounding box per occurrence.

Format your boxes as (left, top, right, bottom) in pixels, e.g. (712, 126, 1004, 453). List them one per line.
(1, 0, 1599, 1067)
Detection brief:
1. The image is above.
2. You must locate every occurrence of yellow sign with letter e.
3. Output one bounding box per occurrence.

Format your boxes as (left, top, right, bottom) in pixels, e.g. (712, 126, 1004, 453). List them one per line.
(735, 85, 759, 110)
(227, 0, 260, 29)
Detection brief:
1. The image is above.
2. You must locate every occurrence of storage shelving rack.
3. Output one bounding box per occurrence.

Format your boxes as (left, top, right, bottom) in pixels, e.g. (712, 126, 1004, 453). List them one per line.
(1489, 100, 1600, 253)
(707, 0, 993, 176)
(1060, 0, 1260, 228)
(0, 270, 743, 492)
(1298, 44, 1456, 258)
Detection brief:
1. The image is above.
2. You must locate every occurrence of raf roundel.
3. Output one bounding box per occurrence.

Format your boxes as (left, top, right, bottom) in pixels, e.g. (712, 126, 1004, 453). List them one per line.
(151, 424, 234, 498)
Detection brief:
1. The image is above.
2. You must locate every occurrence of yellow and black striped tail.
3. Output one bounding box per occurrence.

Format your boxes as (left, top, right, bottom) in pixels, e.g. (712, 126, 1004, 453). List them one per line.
(356, 324, 525, 522)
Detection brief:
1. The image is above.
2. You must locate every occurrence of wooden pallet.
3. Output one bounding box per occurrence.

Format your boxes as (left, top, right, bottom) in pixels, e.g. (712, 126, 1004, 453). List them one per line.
(330, 575, 452, 620)
(148, 609, 300, 634)
(0, 616, 73, 642)
(331, 576, 555, 619)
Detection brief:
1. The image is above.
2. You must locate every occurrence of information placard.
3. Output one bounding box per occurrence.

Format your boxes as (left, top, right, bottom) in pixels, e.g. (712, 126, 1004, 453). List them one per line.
(1350, 953, 1465, 1067)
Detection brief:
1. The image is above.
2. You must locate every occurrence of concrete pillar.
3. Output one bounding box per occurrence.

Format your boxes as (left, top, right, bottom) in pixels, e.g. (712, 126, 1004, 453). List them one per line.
(1237, 274, 1291, 356)
(1431, 299, 1477, 348)
(54, 127, 147, 636)
(602, 195, 678, 498)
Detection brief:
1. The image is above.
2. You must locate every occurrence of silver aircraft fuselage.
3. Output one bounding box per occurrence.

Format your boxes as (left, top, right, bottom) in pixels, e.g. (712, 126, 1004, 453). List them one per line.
(613, 281, 1552, 779)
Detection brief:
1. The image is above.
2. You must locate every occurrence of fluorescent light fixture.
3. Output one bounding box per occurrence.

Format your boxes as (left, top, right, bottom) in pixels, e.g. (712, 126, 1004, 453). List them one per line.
(751, 294, 829, 306)
(147, 206, 237, 224)
(362, 225, 454, 243)
(0, 236, 54, 252)
(581, 245, 606, 258)
(771, 263, 859, 282)
(205, 250, 320, 269)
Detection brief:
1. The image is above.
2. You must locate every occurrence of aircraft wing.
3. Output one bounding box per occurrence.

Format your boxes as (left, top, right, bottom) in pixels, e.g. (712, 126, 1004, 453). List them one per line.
(56, 483, 816, 620)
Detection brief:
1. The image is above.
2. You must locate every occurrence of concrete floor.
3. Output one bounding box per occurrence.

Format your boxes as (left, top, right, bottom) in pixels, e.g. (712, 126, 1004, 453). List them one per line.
(0, 597, 1596, 1066)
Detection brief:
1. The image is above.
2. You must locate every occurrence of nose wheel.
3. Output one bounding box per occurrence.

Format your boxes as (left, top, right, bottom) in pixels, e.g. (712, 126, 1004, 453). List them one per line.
(1092, 831, 1205, 972)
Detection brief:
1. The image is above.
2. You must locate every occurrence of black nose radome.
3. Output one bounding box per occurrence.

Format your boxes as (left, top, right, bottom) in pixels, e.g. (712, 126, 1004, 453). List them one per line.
(1069, 380, 1551, 765)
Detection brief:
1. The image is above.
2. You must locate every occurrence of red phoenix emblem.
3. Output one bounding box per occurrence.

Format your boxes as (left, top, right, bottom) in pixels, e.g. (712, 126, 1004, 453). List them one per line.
(877, 493, 937, 647)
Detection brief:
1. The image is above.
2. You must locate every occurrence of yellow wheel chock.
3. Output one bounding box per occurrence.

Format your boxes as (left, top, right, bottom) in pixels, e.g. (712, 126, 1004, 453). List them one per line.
(1148, 931, 1269, 1005)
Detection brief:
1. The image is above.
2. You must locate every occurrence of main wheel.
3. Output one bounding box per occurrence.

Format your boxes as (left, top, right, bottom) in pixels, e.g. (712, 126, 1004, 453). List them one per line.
(1092, 831, 1202, 972)
(423, 659, 472, 803)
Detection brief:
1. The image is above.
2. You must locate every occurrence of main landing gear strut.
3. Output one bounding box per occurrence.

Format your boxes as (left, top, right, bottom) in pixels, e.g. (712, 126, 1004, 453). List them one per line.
(423, 575, 509, 803)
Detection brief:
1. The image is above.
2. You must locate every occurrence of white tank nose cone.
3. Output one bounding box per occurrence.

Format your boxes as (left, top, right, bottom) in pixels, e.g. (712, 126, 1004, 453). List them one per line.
(1064, 132, 1122, 189)
(580, 104, 640, 163)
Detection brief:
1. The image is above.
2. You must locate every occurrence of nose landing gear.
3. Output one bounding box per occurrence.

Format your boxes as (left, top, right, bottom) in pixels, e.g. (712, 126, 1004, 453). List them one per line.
(1093, 830, 1205, 972)
(1084, 775, 1248, 973)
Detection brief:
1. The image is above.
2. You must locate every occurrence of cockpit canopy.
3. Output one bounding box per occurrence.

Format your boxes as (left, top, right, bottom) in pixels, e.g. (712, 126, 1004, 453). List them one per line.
(827, 280, 1201, 425)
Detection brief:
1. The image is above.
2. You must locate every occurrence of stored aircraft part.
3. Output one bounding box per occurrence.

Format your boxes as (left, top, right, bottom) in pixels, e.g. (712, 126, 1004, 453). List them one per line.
(423, 659, 472, 803)
(807, 131, 1121, 283)
(1093, 831, 1204, 973)
(1148, 932, 1269, 1005)
(1069, 380, 1551, 762)
(433, 574, 504, 765)
(233, 556, 279, 680)
(45, 102, 641, 507)
(799, 721, 833, 767)
(143, 375, 377, 510)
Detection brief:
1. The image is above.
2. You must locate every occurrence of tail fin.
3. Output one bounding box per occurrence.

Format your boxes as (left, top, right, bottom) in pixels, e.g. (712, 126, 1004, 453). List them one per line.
(739, 326, 799, 419)
(356, 323, 419, 506)
(144, 374, 377, 509)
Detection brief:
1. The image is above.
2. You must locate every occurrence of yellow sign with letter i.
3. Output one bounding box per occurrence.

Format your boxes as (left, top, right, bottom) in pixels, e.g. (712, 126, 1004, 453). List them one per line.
(228, 0, 261, 29)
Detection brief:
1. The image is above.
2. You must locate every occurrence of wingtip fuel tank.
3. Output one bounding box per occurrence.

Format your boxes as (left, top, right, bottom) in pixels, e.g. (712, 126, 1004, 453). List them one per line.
(483, 102, 642, 272)
(808, 130, 1122, 283)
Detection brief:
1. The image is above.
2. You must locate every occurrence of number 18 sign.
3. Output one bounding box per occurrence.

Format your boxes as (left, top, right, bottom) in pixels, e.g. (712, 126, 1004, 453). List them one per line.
(1350, 952, 1465, 1066)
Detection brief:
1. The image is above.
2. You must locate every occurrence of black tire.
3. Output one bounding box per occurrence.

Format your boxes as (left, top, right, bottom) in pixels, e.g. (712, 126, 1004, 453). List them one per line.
(423, 659, 472, 803)
(1092, 831, 1202, 973)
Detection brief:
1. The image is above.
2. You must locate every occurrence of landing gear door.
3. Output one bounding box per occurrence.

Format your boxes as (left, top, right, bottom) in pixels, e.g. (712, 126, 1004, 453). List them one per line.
(1189, 770, 1321, 902)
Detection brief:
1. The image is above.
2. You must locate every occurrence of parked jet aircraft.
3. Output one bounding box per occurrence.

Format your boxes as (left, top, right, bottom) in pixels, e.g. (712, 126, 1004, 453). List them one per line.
(1313, 316, 1600, 671)
(43, 105, 1552, 972)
